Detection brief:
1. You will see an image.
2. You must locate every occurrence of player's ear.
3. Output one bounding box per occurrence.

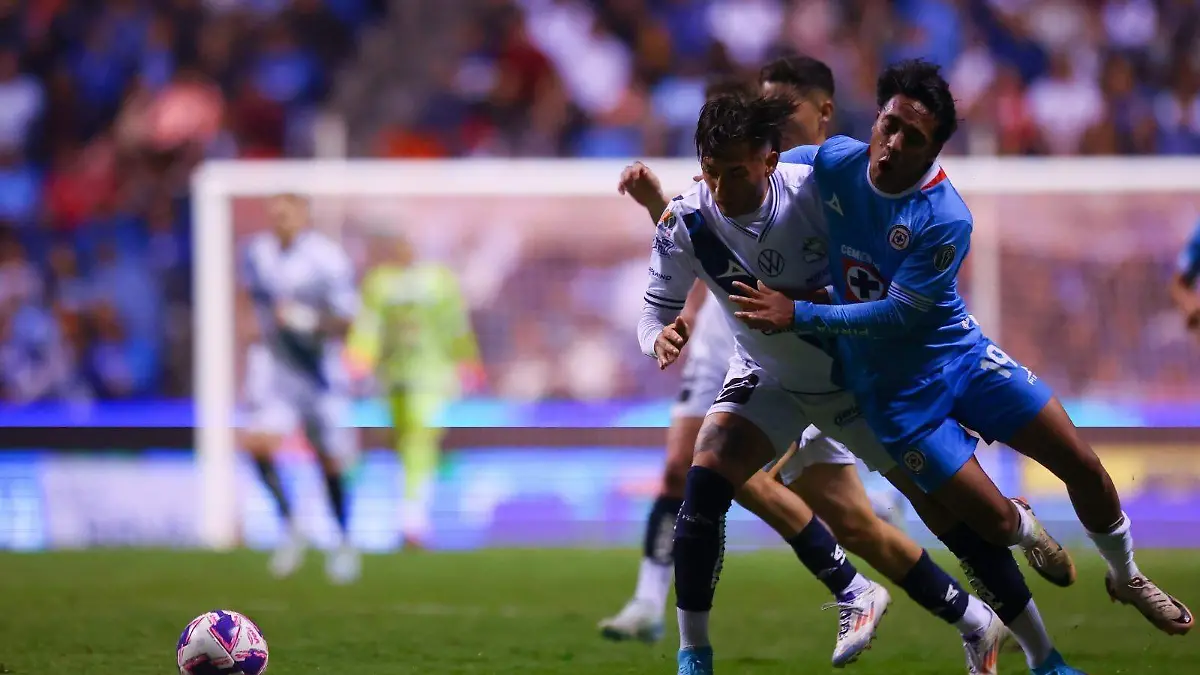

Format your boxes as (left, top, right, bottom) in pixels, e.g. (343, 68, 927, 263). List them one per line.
(764, 150, 779, 175)
(819, 99, 833, 124)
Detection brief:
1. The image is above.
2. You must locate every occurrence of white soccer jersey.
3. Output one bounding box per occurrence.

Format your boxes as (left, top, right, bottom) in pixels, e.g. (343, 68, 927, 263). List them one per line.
(686, 294, 736, 381)
(639, 163, 838, 393)
(242, 230, 359, 391)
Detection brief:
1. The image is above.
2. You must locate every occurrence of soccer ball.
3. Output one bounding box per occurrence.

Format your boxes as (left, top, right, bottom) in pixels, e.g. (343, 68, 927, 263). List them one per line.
(176, 610, 269, 675)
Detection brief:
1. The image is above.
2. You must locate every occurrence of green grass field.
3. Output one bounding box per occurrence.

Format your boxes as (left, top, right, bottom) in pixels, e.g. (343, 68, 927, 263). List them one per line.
(0, 548, 1195, 674)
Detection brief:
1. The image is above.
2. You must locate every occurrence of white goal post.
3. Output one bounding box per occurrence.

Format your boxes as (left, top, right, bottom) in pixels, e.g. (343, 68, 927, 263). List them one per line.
(191, 156, 1200, 550)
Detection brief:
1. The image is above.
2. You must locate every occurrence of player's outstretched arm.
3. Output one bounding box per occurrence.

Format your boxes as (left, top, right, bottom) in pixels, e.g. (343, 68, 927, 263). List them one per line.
(637, 201, 700, 367)
(1170, 271, 1200, 332)
(618, 161, 669, 224)
(1171, 226, 1200, 332)
(744, 220, 968, 337)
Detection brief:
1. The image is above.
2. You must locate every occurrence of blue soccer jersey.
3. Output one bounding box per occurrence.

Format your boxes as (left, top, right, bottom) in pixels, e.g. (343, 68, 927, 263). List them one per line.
(800, 136, 981, 388)
(1178, 219, 1200, 286)
(789, 136, 1052, 490)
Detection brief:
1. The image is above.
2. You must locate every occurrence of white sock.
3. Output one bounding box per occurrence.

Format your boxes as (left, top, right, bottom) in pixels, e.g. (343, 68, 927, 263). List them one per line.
(633, 558, 673, 616)
(400, 481, 434, 541)
(1013, 501, 1038, 547)
(953, 595, 994, 636)
(1086, 511, 1141, 583)
(840, 573, 872, 600)
(677, 609, 710, 650)
(1006, 600, 1055, 669)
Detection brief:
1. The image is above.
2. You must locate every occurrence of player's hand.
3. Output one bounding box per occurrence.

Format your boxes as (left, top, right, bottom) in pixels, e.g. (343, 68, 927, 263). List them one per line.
(653, 317, 690, 369)
(1187, 307, 1200, 333)
(617, 161, 666, 211)
(730, 281, 795, 332)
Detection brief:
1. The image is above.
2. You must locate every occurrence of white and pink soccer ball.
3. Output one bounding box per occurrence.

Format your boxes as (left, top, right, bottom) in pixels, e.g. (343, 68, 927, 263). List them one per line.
(177, 610, 269, 675)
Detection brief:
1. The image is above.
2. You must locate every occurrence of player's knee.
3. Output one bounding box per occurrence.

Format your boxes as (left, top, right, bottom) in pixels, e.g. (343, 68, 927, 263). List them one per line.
(694, 414, 774, 477)
(661, 458, 689, 498)
(317, 452, 341, 476)
(243, 433, 276, 459)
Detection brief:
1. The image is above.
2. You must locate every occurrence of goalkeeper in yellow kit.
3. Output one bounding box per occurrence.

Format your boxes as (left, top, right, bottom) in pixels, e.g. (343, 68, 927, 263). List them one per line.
(347, 234, 483, 549)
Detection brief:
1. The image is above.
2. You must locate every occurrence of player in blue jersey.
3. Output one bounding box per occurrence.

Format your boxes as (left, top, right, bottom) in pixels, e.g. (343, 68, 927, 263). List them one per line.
(1170, 218, 1200, 332)
(732, 59, 1193, 642)
(625, 57, 1081, 675)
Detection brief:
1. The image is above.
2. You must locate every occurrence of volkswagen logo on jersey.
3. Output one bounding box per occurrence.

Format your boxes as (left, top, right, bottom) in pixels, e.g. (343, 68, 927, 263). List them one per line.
(844, 263, 886, 302)
(757, 249, 786, 277)
(903, 449, 926, 473)
(888, 224, 911, 251)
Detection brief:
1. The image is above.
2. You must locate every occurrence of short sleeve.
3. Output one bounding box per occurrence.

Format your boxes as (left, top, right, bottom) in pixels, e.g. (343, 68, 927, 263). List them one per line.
(888, 220, 971, 312)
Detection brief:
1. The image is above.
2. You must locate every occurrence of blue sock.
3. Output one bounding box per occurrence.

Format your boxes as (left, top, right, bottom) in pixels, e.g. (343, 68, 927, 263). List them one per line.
(940, 523, 1032, 624)
(898, 550, 970, 624)
(673, 466, 734, 612)
(644, 495, 683, 565)
(786, 519, 859, 600)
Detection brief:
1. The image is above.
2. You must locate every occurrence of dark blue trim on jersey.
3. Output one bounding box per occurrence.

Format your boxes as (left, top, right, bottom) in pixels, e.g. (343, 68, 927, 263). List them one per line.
(272, 331, 330, 390)
(644, 296, 685, 311)
(645, 290, 686, 307)
(684, 208, 833, 357)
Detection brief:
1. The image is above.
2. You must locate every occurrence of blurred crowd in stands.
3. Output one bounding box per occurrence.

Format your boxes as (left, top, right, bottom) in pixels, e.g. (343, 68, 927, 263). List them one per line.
(392, 0, 1200, 158)
(0, 0, 377, 402)
(2, 0, 1200, 404)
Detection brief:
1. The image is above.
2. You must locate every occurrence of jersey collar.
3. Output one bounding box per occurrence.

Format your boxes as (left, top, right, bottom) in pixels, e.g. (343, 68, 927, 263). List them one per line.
(866, 159, 943, 200)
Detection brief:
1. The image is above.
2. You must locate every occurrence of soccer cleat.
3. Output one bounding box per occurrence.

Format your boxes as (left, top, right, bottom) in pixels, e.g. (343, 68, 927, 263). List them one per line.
(326, 543, 361, 585)
(822, 580, 891, 668)
(269, 525, 307, 578)
(1105, 572, 1193, 635)
(962, 607, 1006, 675)
(1012, 498, 1076, 587)
(598, 599, 665, 643)
(1031, 649, 1088, 675)
(676, 646, 713, 675)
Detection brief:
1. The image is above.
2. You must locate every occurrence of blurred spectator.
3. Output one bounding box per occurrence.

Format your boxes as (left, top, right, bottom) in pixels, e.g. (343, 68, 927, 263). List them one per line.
(0, 48, 44, 153)
(1027, 50, 1104, 155)
(85, 300, 155, 400)
(0, 299, 76, 403)
(0, 229, 41, 307)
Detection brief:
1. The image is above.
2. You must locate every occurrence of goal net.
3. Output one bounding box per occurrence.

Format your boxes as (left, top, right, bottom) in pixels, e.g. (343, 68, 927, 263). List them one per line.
(192, 158, 1200, 549)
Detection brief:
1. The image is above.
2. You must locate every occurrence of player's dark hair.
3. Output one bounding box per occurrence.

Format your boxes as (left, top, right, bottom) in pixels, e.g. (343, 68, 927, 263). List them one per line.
(875, 58, 958, 145)
(704, 77, 755, 103)
(695, 94, 794, 160)
(759, 55, 835, 97)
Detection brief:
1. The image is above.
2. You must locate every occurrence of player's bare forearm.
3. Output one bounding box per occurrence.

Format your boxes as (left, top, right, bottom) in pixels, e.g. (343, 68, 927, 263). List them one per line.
(321, 315, 354, 339)
(1170, 273, 1200, 329)
(644, 196, 669, 224)
(617, 161, 668, 224)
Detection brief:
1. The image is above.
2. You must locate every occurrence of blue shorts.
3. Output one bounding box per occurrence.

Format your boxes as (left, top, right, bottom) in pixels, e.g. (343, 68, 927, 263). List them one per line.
(859, 338, 1054, 492)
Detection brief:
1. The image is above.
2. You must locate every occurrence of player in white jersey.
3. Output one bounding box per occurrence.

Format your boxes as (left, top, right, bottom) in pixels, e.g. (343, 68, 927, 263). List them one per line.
(241, 194, 362, 584)
(603, 61, 907, 669)
(645, 95, 1014, 675)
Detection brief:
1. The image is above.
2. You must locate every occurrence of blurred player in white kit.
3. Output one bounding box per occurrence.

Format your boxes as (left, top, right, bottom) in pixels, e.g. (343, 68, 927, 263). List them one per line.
(241, 194, 362, 584)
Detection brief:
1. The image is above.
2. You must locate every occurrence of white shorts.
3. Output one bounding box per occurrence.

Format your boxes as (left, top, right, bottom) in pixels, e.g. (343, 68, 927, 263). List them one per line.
(672, 300, 736, 419)
(243, 345, 358, 469)
(708, 359, 896, 485)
